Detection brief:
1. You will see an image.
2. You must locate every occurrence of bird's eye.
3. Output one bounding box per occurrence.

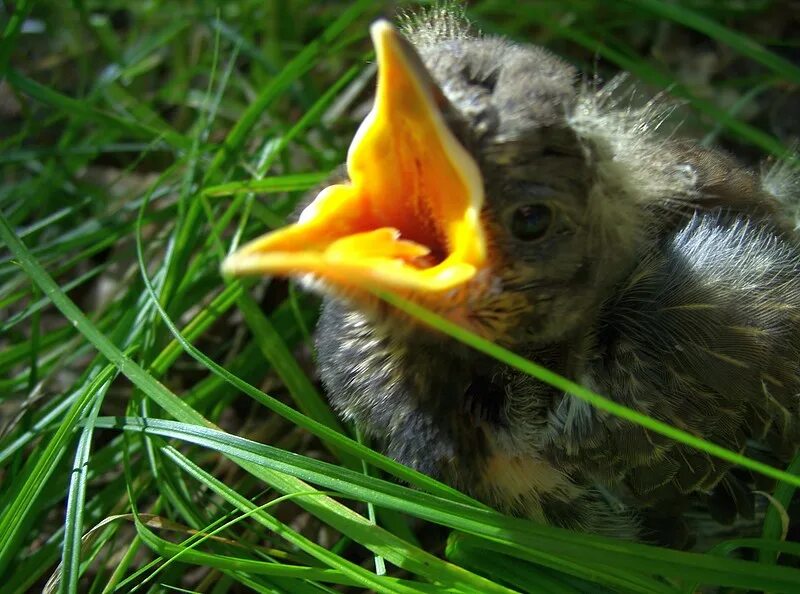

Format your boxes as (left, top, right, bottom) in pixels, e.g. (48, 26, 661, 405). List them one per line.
(510, 204, 553, 241)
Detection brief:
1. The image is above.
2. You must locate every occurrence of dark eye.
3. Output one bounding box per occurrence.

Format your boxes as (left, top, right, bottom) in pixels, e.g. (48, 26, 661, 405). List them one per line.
(510, 204, 553, 241)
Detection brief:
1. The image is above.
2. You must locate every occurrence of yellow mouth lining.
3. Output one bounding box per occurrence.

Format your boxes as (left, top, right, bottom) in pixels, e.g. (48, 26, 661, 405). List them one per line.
(222, 20, 486, 293)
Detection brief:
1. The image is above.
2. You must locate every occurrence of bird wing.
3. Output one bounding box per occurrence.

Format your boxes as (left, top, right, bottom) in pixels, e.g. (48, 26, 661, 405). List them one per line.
(549, 213, 800, 512)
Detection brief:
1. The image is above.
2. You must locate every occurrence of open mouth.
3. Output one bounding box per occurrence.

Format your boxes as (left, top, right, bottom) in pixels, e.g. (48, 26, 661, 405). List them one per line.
(222, 21, 487, 293)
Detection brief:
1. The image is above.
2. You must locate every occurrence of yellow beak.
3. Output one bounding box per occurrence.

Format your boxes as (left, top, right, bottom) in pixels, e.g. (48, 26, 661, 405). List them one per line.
(222, 20, 486, 293)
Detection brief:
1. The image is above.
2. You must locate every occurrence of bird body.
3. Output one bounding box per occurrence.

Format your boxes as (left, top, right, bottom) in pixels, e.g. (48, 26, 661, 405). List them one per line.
(316, 211, 800, 542)
(224, 10, 800, 544)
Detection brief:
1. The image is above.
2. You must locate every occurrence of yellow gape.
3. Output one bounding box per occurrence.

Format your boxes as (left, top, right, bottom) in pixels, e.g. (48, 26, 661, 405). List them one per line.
(222, 21, 486, 293)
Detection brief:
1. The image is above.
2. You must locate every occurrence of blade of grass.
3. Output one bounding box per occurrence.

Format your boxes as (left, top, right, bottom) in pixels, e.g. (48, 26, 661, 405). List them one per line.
(97, 416, 800, 593)
(0, 0, 31, 76)
(5, 69, 194, 151)
(159, 445, 511, 594)
(760, 452, 800, 564)
(446, 533, 583, 594)
(623, 0, 800, 85)
(376, 289, 800, 490)
(203, 0, 372, 180)
(2, 201, 472, 503)
(131, 492, 366, 590)
(235, 291, 350, 440)
(0, 209, 509, 593)
(60, 391, 105, 594)
(0, 361, 119, 577)
(201, 173, 330, 198)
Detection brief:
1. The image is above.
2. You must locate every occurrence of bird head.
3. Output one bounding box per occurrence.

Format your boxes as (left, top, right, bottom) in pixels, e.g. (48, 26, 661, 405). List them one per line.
(223, 17, 683, 347)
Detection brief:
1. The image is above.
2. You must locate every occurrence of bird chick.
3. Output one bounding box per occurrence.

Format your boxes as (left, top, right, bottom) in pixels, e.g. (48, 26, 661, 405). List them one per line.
(223, 11, 800, 544)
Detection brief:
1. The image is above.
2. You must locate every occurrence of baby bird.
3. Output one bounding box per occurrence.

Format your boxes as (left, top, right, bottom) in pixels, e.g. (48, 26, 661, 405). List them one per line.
(223, 11, 800, 544)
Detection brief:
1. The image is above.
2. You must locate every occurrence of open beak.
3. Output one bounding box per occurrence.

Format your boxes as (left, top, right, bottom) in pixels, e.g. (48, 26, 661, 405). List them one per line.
(222, 20, 486, 294)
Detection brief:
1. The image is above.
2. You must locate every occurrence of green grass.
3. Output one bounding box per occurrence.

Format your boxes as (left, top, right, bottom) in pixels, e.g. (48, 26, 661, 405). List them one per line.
(2, 0, 800, 592)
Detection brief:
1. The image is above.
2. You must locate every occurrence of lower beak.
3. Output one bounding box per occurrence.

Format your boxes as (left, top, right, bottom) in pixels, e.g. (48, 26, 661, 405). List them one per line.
(222, 20, 486, 293)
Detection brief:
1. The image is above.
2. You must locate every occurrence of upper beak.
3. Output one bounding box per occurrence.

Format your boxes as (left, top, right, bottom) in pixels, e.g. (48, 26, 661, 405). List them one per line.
(222, 20, 487, 293)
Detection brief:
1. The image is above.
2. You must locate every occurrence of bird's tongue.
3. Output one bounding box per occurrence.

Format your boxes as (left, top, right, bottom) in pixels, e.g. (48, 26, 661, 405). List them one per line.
(222, 21, 487, 293)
